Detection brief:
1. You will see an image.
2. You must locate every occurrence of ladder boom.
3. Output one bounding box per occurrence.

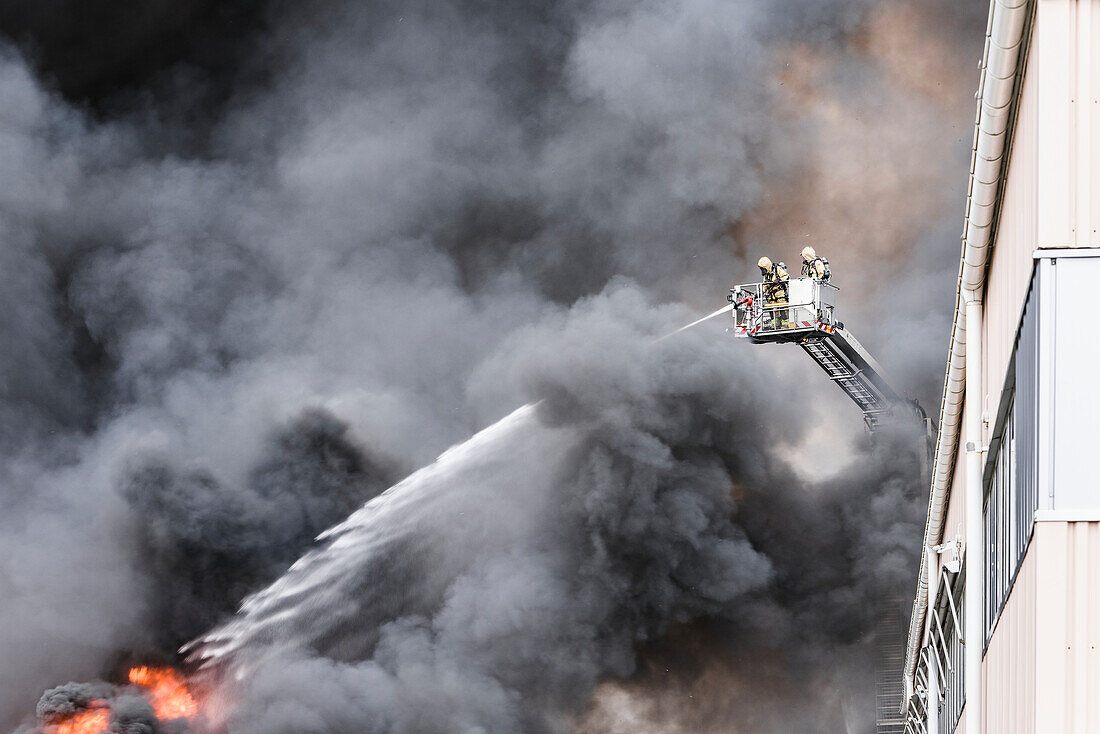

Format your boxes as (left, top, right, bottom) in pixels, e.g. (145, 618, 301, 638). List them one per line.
(800, 328, 903, 430)
(728, 277, 921, 433)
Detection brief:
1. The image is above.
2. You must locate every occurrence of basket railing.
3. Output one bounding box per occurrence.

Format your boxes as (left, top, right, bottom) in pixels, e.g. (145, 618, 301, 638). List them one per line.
(729, 279, 838, 334)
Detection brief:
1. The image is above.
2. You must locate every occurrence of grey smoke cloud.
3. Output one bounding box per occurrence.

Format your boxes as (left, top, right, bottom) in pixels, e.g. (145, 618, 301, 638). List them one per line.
(198, 305, 780, 732)
(120, 407, 394, 650)
(0, 0, 982, 730)
(195, 286, 929, 733)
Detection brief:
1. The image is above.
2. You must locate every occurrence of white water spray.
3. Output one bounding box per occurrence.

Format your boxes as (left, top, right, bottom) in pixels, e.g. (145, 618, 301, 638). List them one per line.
(652, 303, 734, 343)
(188, 402, 576, 667)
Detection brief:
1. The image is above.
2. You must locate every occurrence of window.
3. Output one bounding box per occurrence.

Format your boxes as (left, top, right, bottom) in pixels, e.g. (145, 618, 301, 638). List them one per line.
(906, 571, 964, 734)
(934, 572, 964, 734)
(982, 267, 1039, 642)
(983, 396, 1031, 640)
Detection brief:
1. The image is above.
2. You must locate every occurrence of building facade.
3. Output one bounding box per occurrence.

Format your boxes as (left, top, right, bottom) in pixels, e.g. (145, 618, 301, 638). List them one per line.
(903, 1, 1100, 733)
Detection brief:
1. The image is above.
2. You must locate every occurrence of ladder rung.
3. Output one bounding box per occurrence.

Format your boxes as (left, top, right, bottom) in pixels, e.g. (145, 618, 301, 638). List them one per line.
(801, 336, 893, 426)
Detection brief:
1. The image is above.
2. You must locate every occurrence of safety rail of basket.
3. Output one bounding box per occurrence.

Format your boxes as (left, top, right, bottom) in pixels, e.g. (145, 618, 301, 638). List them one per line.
(728, 278, 839, 336)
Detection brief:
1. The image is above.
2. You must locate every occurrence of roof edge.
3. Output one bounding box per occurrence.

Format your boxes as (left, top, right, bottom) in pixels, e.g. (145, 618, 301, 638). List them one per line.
(900, 0, 1035, 707)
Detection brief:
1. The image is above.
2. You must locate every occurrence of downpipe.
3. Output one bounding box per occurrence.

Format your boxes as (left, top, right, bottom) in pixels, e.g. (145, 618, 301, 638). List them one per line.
(964, 296, 983, 734)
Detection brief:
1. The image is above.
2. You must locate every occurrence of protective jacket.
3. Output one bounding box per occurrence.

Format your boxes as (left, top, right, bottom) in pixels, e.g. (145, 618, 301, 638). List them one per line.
(762, 262, 789, 304)
(802, 256, 830, 280)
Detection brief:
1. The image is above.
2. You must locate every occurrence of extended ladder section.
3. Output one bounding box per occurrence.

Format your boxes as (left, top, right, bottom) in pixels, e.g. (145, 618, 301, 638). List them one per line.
(799, 328, 902, 431)
(728, 277, 914, 432)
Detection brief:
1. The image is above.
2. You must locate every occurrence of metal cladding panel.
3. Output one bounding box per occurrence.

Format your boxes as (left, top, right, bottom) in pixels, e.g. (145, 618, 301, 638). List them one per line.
(1036, 0, 1100, 247)
(985, 46, 1038, 403)
(1050, 257, 1100, 507)
(952, 707, 966, 734)
(1034, 521, 1100, 733)
(940, 453, 968, 549)
(786, 277, 814, 306)
(983, 535, 1037, 734)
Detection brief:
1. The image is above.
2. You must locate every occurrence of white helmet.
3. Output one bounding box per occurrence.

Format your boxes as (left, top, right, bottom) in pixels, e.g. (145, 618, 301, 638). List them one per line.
(801, 246, 816, 261)
(757, 256, 773, 270)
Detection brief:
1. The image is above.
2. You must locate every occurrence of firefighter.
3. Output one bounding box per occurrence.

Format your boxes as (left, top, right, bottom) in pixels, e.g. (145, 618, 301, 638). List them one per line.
(758, 256, 789, 327)
(801, 246, 830, 281)
(757, 256, 773, 279)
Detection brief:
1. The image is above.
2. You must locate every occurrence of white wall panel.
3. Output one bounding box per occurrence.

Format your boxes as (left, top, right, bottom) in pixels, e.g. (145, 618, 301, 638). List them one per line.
(1036, 0, 1100, 247)
(1049, 256, 1100, 507)
(1034, 521, 1100, 732)
(983, 538, 1037, 734)
(941, 454, 968, 549)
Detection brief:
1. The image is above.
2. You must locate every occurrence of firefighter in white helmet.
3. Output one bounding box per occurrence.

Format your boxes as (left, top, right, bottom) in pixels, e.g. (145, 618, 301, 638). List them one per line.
(801, 246, 830, 281)
(758, 256, 789, 328)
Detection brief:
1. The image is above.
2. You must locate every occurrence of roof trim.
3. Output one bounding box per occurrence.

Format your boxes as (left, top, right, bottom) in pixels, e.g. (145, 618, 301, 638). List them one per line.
(901, 0, 1035, 704)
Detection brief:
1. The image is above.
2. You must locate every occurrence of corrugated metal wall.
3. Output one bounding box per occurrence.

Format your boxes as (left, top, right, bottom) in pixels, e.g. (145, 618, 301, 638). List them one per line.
(977, 521, 1100, 733)
(1036, 0, 1100, 247)
(919, 6, 1100, 733)
(985, 44, 1038, 398)
(954, 707, 966, 734)
(1034, 521, 1100, 732)
(933, 5, 1100, 734)
(941, 459, 967, 550)
(983, 536, 1037, 734)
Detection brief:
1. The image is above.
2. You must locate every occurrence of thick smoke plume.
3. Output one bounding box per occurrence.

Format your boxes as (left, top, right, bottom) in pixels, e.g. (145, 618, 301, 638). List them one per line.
(0, 0, 982, 731)
(194, 287, 929, 733)
(123, 408, 395, 649)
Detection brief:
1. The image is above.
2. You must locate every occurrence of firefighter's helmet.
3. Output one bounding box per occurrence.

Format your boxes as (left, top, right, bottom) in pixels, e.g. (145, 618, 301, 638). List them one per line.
(801, 246, 816, 262)
(757, 256, 773, 270)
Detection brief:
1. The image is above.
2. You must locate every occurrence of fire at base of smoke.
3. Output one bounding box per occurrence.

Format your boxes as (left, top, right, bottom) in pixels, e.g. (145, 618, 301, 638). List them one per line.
(19, 667, 199, 734)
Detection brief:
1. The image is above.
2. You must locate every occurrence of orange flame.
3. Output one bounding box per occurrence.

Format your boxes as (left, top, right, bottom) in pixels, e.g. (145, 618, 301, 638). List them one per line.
(51, 705, 109, 734)
(127, 666, 198, 721)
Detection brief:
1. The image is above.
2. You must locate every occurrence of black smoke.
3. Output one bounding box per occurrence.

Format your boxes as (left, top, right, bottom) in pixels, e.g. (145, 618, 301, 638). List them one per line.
(21, 680, 185, 734)
(191, 287, 930, 733)
(0, 0, 983, 731)
(120, 408, 394, 650)
(34, 683, 114, 724)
